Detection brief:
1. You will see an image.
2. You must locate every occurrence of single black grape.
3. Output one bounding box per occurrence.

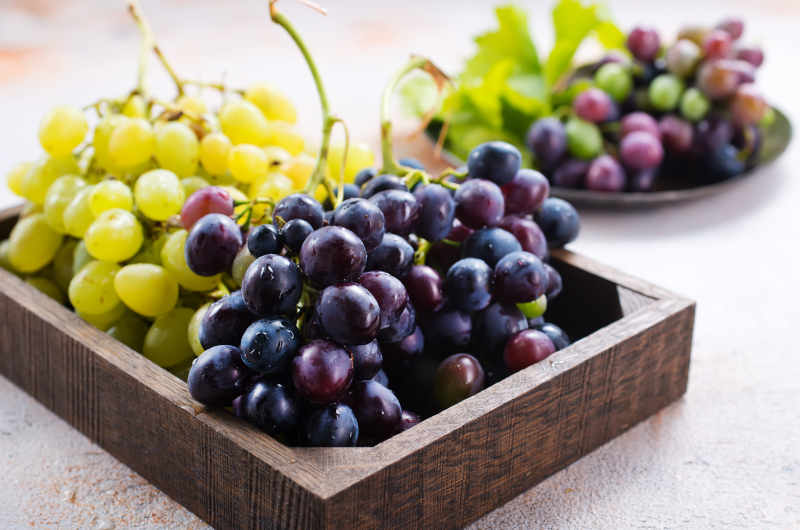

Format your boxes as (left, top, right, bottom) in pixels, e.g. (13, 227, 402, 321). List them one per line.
(348, 340, 383, 380)
(498, 215, 548, 260)
(369, 190, 420, 237)
(241, 254, 303, 316)
(544, 263, 563, 299)
(305, 403, 359, 447)
(551, 159, 589, 189)
(461, 227, 522, 268)
(358, 270, 409, 330)
(317, 283, 381, 345)
(299, 226, 367, 288)
(534, 198, 580, 248)
(501, 169, 549, 215)
(427, 219, 473, 272)
(360, 174, 408, 198)
(243, 380, 299, 437)
(331, 198, 385, 252)
(493, 251, 548, 304)
(466, 141, 521, 186)
(454, 179, 505, 229)
(272, 193, 324, 229)
(187, 345, 252, 406)
(526, 117, 567, 170)
(351, 380, 402, 438)
(413, 184, 456, 242)
(239, 318, 299, 374)
(185, 213, 243, 276)
(445, 258, 492, 312)
(404, 265, 444, 313)
(366, 233, 414, 279)
(472, 302, 528, 357)
(280, 218, 313, 254)
(199, 291, 258, 349)
(247, 224, 282, 257)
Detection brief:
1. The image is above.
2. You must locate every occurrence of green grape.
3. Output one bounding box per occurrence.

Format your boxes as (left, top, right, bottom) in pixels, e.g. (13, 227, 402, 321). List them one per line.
(107, 310, 149, 352)
(122, 95, 148, 118)
(594, 63, 633, 102)
(93, 115, 125, 172)
(8, 213, 63, 273)
(154, 121, 200, 177)
(38, 105, 89, 157)
(22, 156, 80, 205)
(0, 239, 16, 273)
(231, 245, 255, 287)
(326, 141, 375, 184)
(263, 146, 291, 170)
(220, 185, 251, 222)
(219, 99, 269, 145)
(679, 87, 711, 122)
(84, 209, 144, 262)
(72, 239, 92, 275)
(160, 230, 220, 291)
(245, 82, 297, 123)
(249, 171, 294, 201)
(517, 295, 548, 319)
(6, 161, 34, 197)
(114, 263, 178, 317)
(181, 176, 210, 198)
(199, 132, 232, 176)
(77, 304, 126, 331)
(62, 185, 96, 238)
(129, 233, 167, 265)
(49, 239, 78, 292)
(284, 153, 315, 190)
(228, 144, 268, 183)
(108, 117, 154, 168)
(187, 303, 210, 356)
(25, 276, 66, 305)
(89, 180, 134, 216)
(648, 74, 684, 111)
(263, 121, 304, 155)
(68, 260, 122, 315)
(565, 118, 603, 159)
(176, 95, 207, 116)
(43, 175, 86, 233)
(142, 307, 195, 368)
(134, 169, 185, 221)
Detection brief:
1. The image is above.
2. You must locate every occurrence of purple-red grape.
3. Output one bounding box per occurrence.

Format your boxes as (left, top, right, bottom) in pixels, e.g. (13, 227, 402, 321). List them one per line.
(586, 155, 628, 191)
(366, 233, 414, 278)
(535, 322, 571, 350)
(551, 159, 589, 189)
(291, 339, 354, 404)
(735, 46, 764, 68)
(716, 17, 744, 40)
(317, 283, 380, 345)
(299, 226, 367, 288)
(404, 265, 444, 313)
(382, 325, 424, 364)
(350, 380, 402, 438)
(461, 227, 521, 268)
(628, 168, 658, 192)
(503, 329, 556, 372)
(180, 186, 233, 230)
(501, 169, 549, 215)
(454, 178, 505, 229)
(358, 270, 409, 330)
(498, 216, 548, 260)
(659, 115, 694, 154)
(703, 29, 733, 60)
(422, 308, 472, 353)
(544, 263, 563, 299)
(573, 88, 613, 123)
(377, 303, 416, 343)
(620, 131, 664, 170)
(621, 112, 661, 139)
(627, 26, 661, 61)
(434, 354, 485, 409)
(369, 190, 420, 236)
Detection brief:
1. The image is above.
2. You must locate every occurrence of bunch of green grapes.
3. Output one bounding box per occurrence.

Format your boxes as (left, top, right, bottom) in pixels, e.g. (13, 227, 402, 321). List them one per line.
(2, 69, 375, 378)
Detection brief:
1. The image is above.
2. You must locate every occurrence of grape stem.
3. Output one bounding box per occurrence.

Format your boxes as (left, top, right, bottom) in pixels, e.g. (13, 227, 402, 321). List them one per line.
(127, 0, 154, 97)
(413, 238, 431, 265)
(380, 55, 450, 176)
(268, 0, 338, 197)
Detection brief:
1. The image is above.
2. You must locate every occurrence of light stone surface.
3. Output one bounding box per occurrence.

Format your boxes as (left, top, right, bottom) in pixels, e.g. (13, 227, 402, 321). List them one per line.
(0, 0, 799, 528)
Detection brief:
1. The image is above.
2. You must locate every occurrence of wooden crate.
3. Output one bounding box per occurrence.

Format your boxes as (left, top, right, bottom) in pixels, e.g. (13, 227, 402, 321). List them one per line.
(0, 207, 694, 529)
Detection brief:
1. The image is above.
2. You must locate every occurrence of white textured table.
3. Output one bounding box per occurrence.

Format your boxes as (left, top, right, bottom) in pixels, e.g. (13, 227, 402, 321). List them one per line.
(1, 1, 798, 528)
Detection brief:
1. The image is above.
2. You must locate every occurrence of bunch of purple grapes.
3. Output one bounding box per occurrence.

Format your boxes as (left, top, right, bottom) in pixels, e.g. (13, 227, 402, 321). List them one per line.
(181, 141, 580, 446)
(528, 16, 771, 193)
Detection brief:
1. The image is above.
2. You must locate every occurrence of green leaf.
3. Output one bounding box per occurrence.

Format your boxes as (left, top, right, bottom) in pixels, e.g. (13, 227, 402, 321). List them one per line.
(398, 74, 439, 118)
(544, 0, 605, 87)
(595, 20, 626, 49)
(463, 5, 541, 81)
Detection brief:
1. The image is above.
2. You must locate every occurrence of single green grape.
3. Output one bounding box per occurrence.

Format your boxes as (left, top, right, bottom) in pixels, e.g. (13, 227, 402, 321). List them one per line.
(176, 95, 207, 116)
(594, 63, 632, 102)
(72, 239, 93, 275)
(181, 176, 210, 198)
(160, 230, 220, 291)
(284, 154, 315, 190)
(263, 146, 291, 170)
(114, 263, 178, 317)
(68, 260, 122, 315)
(25, 276, 66, 305)
(43, 175, 86, 233)
(62, 185, 96, 238)
(326, 141, 375, 184)
(108, 117, 154, 168)
(84, 209, 144, 262)
(21, 156, 80, 206)
(134, 169, 185, 221)
(565, 118, 603, 159)
(231, 245, 255, 287)
(219, 99, 269, 145)
(187, 303, 211, 356)
(0, 239, 15, 273)
(8, 213, 63, 273)
(649, 74, 684, 111)
(143, 307, 196, 368)
(517, 295, 548, 319)
(49, 239, 78, 292)
(244, 82, 297, 124)
(77, 303, 126, 331)
(248, 173, 294, 218)
(121, 95, 148, 118)
(93, 115, 125, 172)
(154, 121, 200, 177)
(228, 144, 268, 183)
(679, 87, 711, 122)
(6, 161, 34, 197)
(38, 105, 89, 157)
(107, 310, 149, 352)
(199, 132, 232, 176)
(263, 121, 304, 155)
(89, 180, 134, 216)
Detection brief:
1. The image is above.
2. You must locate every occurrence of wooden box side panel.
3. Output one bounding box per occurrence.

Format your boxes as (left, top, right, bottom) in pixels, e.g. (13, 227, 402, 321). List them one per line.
(324, 302, 694, 529)
(0, 284, 324, 530)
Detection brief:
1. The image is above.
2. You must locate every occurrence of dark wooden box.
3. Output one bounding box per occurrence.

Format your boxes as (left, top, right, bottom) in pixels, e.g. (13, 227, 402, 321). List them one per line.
(0, 207, 694, 529)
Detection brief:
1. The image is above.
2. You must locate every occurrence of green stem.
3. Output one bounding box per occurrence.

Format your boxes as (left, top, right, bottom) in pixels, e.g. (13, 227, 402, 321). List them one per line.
(127, 1, 153, 97)
(268, 1, 335, 195)
(413, 238, 431, 265)
(380, 56, 429, 175)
